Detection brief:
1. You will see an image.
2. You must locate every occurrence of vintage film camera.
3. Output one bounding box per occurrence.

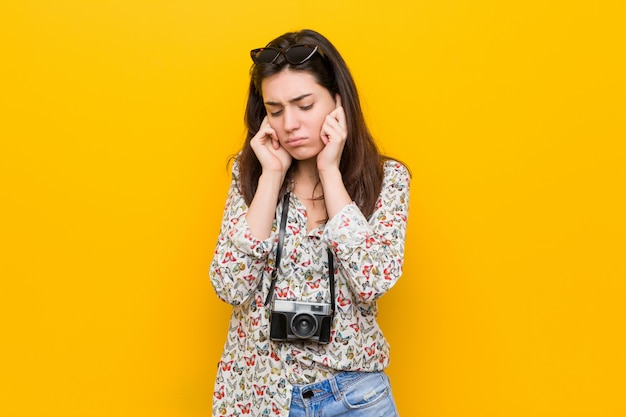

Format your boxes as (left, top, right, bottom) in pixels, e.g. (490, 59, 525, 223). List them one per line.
(269, 299, 333, 344)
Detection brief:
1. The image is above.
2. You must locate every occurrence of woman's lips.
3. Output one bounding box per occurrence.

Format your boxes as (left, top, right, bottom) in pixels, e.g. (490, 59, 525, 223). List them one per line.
(286, 137, 306, 146)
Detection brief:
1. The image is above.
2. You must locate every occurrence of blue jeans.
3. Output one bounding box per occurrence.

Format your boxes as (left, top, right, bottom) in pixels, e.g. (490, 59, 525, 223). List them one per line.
(289, 371, 399, 417)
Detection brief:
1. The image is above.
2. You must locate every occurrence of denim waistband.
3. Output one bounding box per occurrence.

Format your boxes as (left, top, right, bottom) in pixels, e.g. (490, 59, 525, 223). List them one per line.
(290, 371, 377, 405)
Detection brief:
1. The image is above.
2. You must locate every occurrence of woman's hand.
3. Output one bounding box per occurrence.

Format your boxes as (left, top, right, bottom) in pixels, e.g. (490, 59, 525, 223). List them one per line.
(250, 116, 292, 176)
(317, 96, 347, 173)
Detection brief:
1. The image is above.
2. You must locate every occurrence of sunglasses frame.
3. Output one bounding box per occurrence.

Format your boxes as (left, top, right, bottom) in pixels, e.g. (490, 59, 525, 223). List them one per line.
(250, 44, 320, 65)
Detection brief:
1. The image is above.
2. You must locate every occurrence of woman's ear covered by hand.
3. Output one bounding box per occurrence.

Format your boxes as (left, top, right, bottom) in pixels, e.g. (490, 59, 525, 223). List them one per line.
(317, 95, 347, 171)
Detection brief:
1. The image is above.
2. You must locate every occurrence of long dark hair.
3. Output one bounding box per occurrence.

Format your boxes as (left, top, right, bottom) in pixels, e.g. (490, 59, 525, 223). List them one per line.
(237, 29, 389, 218)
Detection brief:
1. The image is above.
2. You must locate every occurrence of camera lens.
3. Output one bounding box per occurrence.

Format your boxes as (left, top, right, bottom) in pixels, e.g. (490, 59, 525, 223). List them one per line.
(291, 313, 318, 339)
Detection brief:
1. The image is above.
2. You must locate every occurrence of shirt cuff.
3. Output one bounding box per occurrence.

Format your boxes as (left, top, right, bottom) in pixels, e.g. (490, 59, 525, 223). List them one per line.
(227, 214, 273, 259)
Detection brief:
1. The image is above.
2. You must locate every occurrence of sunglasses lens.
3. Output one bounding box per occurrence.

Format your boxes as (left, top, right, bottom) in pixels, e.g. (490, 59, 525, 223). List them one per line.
(285, 45, 316, 64)
(251, 48, 280, 64)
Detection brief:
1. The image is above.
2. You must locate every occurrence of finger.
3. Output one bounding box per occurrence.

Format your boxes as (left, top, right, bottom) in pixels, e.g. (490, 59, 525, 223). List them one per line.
(335, 94, 342, 109)
(324, 113, 346, 139)
(271, 134, 280, 150)
(333, 105, 347, 130)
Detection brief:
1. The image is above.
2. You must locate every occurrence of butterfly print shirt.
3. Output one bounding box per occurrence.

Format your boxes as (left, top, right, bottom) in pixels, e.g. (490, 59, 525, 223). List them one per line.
(209, 159, 410, 416)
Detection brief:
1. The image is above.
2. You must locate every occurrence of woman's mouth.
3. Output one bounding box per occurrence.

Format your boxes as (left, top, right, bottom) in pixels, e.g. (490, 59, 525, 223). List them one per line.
(286, 137, 306, 146)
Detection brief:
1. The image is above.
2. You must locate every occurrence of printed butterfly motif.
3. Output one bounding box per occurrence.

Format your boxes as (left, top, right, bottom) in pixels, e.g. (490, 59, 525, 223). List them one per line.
(328, 349, 343, 361)
(254, 384, 267, 396)
(359, 290, 373, 300)
(220, 360, 234, 371)
(244, 354, 256, 366)
(242, 274, 256, 285)
(233, 262, 248, 273)
(276, 286, 294, 299)
(306, 278, 321, 289)
(222, 251, 237, 263)
(346, 346, 355, 360)
(301, 361, 315, 370)
(254, 361, 267, 374)
(287, 223, 300, 235)
(213, 385, 225, 400)
(337, 290, 352, 307)
(365, 342, 376, 356)
(335, 332, 351, 345)
(256, 343, 269, 356)
(237, 402, 252, 414)
(255, 294, 264, 307)
(237, 323, 246, 338)
(232, 363, 245, 375)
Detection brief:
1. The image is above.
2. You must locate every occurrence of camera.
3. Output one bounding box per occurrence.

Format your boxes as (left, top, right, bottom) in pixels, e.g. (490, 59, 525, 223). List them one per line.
(270, 300, 333, 344)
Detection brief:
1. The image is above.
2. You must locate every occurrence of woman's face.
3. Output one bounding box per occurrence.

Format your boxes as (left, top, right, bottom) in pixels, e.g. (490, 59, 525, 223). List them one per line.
(261, 69, 337, 161)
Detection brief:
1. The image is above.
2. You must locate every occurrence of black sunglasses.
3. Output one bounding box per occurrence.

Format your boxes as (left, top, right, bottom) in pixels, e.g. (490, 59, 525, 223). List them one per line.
(250, 44, 320, 65)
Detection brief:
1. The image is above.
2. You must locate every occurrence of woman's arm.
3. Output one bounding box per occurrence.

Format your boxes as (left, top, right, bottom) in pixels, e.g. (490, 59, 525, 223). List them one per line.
(209, 161, 275, 306)
(324, 160, 410, 303)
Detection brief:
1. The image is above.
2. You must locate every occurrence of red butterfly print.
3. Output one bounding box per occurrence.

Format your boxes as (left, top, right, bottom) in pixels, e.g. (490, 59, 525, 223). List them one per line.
(251, 316, 260, 326)
(254, 384, 266, 396)
(237, 402, 252, 414)
(222, 251, 236, 263)
(237, 323, 246, 339)
(306, 279, 321, 289)
(255, 294, 263, 307)
(350, 323, 360, 332)
(365, 343, 376, 356)
(337, 290, 352, 307)
(341, 215, 350, 227)
(270, 351, 280, 362)
(360, 291, 373, 299)
(242, 274, 256, 285)
(276, 286, 290, 298)
(244, 354, 256, 366)
(220, 360, 233, 371)
(213, 385, 225, 400)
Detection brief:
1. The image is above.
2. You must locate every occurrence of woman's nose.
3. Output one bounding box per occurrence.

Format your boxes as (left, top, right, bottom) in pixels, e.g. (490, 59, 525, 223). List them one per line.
(283, 108, 300, 132)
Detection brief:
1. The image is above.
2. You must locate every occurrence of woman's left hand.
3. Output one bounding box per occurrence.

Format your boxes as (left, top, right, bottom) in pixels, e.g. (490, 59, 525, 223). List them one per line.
(317, 96, 347, 173)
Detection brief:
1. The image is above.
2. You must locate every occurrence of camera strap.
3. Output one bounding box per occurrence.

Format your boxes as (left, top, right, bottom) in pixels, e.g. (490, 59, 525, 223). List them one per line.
(264, 192, 336, 316)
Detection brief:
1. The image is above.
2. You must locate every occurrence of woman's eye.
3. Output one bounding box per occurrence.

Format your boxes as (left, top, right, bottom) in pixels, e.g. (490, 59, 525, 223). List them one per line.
(269, 110, 283, 117)
(300, 104, 313, 111)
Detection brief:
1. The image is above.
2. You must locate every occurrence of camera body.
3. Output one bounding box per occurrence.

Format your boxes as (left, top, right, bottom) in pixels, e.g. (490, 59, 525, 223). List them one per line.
(270, 300, 333, 344)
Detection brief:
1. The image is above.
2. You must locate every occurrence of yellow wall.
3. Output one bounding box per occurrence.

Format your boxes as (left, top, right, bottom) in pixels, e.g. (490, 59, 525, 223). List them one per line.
(1, 1, 625, 416)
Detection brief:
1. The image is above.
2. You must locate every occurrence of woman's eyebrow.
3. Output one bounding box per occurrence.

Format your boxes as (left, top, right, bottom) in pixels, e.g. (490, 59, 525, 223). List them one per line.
(265, 93, 312, 106)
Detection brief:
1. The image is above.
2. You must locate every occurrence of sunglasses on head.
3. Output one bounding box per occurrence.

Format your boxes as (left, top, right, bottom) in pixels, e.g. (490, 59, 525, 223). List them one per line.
(250, 44, 320, 65)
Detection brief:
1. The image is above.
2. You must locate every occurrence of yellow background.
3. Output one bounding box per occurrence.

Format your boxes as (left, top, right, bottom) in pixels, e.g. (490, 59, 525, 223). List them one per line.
(1, 1, 625, 416)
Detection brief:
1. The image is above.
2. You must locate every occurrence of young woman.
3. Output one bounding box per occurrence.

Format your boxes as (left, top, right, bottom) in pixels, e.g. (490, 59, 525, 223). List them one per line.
(210, 29, 410, 417)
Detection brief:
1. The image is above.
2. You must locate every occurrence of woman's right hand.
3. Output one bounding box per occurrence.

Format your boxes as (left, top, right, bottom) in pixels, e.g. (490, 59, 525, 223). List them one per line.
(250, 116, 292, 176)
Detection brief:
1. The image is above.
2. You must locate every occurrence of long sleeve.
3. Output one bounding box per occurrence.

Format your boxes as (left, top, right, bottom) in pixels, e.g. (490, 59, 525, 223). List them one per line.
(323, 160, 410, 303)
(209, 160, 276, 306)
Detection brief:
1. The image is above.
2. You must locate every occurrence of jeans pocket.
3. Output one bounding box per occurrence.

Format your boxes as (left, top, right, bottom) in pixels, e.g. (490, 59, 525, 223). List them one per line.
(340, 372, 392, 410)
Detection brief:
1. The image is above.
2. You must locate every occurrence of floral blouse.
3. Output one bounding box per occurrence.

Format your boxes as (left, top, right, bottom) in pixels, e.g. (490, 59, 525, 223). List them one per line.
(209, 158, 410, 417)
